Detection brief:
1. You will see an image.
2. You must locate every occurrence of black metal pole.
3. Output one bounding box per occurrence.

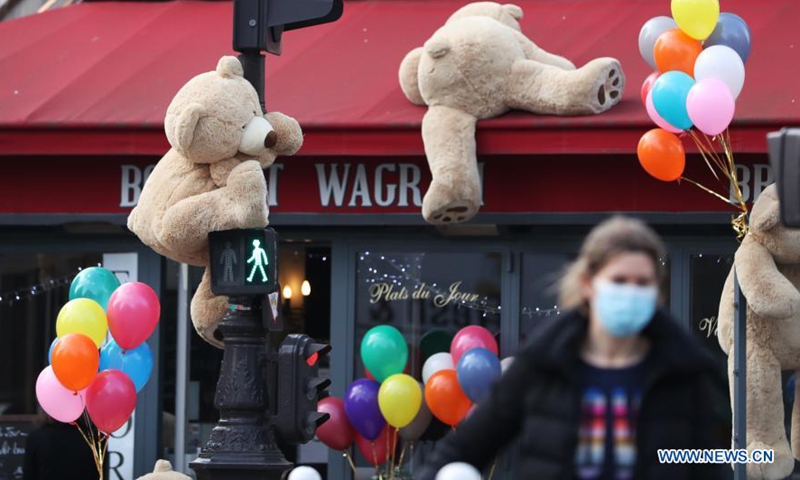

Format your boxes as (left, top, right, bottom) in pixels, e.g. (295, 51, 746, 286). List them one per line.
(733, 269, 747, 480)
(239, 52, 266, 112)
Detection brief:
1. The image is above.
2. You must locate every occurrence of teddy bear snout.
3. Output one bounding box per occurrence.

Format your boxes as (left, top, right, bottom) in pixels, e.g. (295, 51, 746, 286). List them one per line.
(239, 116, 276, 156)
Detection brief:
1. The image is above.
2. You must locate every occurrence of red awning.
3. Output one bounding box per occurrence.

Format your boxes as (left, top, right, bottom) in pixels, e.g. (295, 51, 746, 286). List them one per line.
(0, 0, 798, 156)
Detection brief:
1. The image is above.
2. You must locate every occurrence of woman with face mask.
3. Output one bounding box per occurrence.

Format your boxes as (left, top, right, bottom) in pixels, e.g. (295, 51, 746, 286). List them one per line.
(417, 216, 728, 480)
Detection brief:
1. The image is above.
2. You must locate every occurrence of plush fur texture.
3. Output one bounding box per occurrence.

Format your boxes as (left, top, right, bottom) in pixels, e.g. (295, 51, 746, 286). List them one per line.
(399, 2, 624, 224)
(128, 56, 302, 348)
(718, 184, 800, 479)
(136, 460, 190, 480)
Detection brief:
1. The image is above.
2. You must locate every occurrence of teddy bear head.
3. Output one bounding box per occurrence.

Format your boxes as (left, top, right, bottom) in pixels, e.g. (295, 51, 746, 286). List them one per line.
(135, 460, 190, 480)
(164, 56, 278, 165)
(748, 184, 800, 264)
(446, 2, 523, 31)
(418, 16, 522, 118)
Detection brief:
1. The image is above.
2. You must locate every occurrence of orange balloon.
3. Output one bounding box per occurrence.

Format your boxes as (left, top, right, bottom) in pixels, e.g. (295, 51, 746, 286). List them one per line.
(52, 333, 99, 392)
(637, 129, 686, 182)
(654, 29, 702, 76)
(425, 370, 472, 427)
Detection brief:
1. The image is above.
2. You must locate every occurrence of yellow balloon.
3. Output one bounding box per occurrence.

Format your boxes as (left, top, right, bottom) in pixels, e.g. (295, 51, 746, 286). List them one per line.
(56, 298, 108, 348)
(378, 374, 422, 428)
(671, 0, 719, 40)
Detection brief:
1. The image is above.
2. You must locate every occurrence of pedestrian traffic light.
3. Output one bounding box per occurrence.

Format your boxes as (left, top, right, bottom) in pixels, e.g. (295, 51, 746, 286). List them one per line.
(208, 228, 278, 295)
(275, 334, 332, 444)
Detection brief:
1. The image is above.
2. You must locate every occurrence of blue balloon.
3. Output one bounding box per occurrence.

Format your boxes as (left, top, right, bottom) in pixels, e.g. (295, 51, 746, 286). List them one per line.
(100, 339, 153, 393)
(705, 13, 752, 63)
(651, 71, 695, 131)
(48, 338, 59, 365)
(456, 348, 502, 404)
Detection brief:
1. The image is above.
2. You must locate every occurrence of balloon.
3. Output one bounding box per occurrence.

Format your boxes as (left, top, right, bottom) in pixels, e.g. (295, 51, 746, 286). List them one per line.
(637, 129, 686, 182)
(48, 338, 59, 365)
(646, 91, 682, 134)
(360, 325, 408, 383)
(56, 298, 108, 348)
(638, 16, 678, 70)
(420, 329, 453, 365)
(399, 385, 433, 441)
(687, 79, 735, 136)
(378, 374, 422, 429)
(641, 72, 660, 107)
(651, 71, 695, 130)
(344, 379, 385, 441)
(456, 348, 502, 404)
(436, 462, 482, 480)
(653, 29, 702, 76)
(422, 352, 454, 384)
(69, 267, 121, 310)
(35, 366, 86, 423)
(705, 12, 751, 63)
(316, 397, 355, 451)
(355, 425, 397, 466)
(694, 45, 745, 99)
(450, 326, 497, 365)
(99, 339, 154, 393)
(500, 356, 515, 373)
(52, 333, 100, 392)
(107, 282, 160, 350)
(671, 0, 719, 40)
(287, 466, 322, 480)
(425, 370, 472, 427)
(85, 370, 137, 434)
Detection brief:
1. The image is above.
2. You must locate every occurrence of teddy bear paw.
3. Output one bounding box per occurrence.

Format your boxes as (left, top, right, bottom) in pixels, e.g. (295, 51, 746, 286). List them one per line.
(744, 441, 794, 479)
(226, 160, 269, 228)
(583, 58, 624, 114)
(422, 181, 480, 224)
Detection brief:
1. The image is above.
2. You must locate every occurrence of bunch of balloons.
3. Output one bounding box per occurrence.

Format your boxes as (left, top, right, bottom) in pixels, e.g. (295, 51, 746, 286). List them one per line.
(637, 0, 750, 182)
(36, 267, 161, 436)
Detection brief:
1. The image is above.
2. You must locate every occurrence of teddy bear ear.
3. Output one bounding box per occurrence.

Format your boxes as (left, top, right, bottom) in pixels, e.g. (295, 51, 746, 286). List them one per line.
(503, 4, 523, 19)
(424, 37, 451, 59)
(216, 56, 244, 79)
(750, 185, 781, 232)
(168, 103, 205, 153)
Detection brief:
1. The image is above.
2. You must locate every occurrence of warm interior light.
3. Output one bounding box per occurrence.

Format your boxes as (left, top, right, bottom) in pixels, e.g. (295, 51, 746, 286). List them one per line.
(301, 280, 311, 296)
(282, 285, 293, 299)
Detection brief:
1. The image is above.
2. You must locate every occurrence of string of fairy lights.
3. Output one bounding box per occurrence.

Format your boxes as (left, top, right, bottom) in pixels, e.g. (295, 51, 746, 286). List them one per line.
(0, 264, 128, 308)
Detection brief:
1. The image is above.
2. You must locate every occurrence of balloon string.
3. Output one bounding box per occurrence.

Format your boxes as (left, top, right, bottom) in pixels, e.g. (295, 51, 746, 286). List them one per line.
(397, 442, 407, 470)
(680, 177, 737, 205)
(371, 442, 380, 476)
(688, 130, 726, 184)
(390, 429, 399, 480)
(343, 452, 357, 478)
(487, 460, 497, 480)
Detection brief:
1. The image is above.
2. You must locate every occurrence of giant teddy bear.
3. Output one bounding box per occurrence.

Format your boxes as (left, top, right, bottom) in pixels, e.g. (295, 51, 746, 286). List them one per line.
(399, 2, 625, 224)
(718, 184, 800, 479)
(128, 56, 303, 348)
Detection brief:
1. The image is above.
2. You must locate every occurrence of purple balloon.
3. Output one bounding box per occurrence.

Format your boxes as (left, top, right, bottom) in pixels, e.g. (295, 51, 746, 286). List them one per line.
(344, 379, 385, 441)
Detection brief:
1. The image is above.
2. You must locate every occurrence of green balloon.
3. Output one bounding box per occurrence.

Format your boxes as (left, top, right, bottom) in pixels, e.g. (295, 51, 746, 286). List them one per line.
(69, 267, 121, 310)
(361, 325, 408, 383)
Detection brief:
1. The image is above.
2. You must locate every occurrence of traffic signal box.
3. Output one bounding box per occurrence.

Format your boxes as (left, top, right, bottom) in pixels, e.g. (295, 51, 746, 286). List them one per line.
(209, 228, 278, 296)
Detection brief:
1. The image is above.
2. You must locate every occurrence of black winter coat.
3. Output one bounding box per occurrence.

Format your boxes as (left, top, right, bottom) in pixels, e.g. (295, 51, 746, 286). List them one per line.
(417, 310, 730, 480)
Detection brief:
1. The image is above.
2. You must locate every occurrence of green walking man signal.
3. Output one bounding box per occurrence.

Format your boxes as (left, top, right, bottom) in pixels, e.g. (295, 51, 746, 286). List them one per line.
(209, 228, 278, 295)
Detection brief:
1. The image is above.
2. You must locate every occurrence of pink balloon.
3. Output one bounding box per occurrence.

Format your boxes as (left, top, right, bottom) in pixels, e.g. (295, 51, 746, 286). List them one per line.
(450, 326, 498, 365)
(687, 79, 736, 136)
(86, 370, 137, 434)
(35, 366, 85, 423)
(107, 282, 160, 350)
(646, 90, 683, 133)
(641, 72, 660, 107)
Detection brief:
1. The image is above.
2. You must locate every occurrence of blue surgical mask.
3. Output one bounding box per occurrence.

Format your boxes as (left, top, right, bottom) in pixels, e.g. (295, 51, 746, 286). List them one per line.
(593, 280, 658, 337)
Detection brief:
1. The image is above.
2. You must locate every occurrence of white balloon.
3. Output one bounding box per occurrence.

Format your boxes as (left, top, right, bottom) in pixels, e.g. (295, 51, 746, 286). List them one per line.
(500, 356, 515, 373)
(422, 352, 454, 384)
(436, 462, 482, 480)
(694, 45, 745, 99)
(638, 16, 678, 70)
(287, 466, 322, 480)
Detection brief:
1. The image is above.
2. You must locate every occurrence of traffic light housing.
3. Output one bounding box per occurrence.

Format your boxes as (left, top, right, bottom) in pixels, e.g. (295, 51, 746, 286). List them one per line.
(276, 334, 331, 444)
(768, 128, 800, 227)
(208, 228, 278, 296)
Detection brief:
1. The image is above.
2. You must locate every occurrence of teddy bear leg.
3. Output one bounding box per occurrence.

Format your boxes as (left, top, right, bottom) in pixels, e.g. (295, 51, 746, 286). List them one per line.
(792, 371, 800, 459)
(508, 58, 624, 115)
(728, 347, 795, 479)
(510, 30, 575, 70)
(420, 105, 480, 224)
(399, 47, 426, 106)
(190, 268, 228, 349)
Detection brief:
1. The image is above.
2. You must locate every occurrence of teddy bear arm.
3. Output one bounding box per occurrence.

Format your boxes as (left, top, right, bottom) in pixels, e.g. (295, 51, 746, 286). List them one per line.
(509, 30, 575, 70)
(264, 111, 303, 157)
(399, 47, 426, 106)
(735, 237, 800, 320)
(209, 158, 241, 187)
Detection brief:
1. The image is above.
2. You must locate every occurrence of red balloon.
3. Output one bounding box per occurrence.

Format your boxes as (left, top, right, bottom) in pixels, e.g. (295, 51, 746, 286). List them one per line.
(641, 72, 660, 107)
(451, 326, 498, 365)
(355, 425, 397, 466)
(86, 370, 136, 433)
(107, 282, 160, 350)
(316, 397, 355, 451)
